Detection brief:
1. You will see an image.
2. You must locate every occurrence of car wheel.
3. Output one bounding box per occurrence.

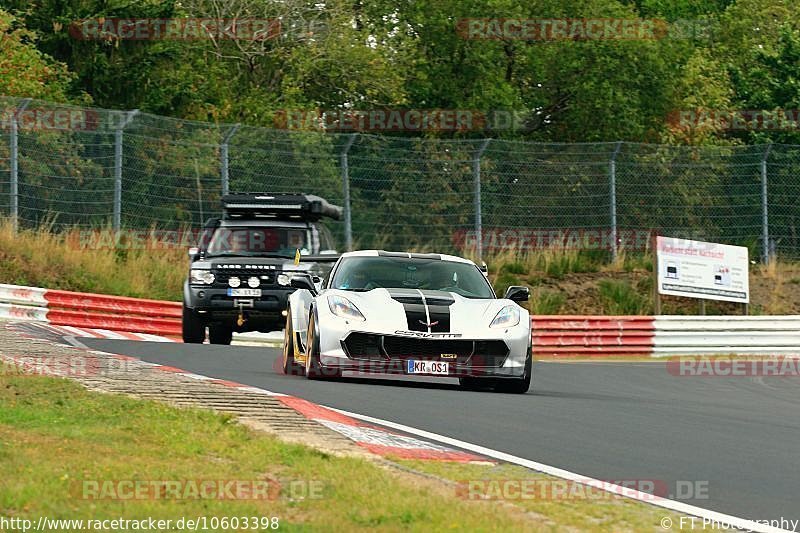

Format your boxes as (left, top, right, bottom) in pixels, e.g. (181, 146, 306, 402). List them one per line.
(182, 303, 205, 344)
(305, 310, 341, 380)
(282, 306, 304, 376)
(494, 348, 532, 394)
(208, 324, 233, 345)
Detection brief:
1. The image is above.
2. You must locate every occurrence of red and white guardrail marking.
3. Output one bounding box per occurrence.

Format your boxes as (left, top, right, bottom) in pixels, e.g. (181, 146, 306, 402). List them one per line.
(3, 283, 799, 356)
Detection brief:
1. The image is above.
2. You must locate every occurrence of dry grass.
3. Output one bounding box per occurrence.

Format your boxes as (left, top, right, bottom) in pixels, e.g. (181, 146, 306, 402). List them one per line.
(754, 259, 792, 314)
(0, 221, 185, 300)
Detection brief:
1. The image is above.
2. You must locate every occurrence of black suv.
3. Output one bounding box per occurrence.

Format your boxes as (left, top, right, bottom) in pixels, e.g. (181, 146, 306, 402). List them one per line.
(183, 193, 341, 344)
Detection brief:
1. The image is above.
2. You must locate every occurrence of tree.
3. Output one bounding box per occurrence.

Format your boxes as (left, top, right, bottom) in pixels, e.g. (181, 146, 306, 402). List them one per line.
(0, 8, 79, 101)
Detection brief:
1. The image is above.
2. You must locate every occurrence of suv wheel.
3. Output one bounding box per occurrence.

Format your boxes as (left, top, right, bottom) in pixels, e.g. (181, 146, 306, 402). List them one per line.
(182, 304, 205, 344)
(208, 325, 233, 345)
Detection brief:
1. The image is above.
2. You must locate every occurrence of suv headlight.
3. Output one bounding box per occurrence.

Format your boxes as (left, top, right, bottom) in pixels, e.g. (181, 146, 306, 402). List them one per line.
(190, 269, 215, 285)
(490, 305, 520, 328)
(328, 295, 365, 321)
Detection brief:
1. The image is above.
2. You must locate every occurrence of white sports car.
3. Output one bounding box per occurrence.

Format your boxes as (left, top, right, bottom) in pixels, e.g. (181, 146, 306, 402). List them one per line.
(282, 250, 532, 393)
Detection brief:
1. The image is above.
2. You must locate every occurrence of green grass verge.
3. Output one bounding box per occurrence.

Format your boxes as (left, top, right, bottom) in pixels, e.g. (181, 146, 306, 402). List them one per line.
(0, 372, 535, 531)
(395, 460, 683, 532)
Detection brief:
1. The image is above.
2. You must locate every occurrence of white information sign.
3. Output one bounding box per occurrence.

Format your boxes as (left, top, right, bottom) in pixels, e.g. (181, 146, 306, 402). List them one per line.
(656, 236, 749, 303)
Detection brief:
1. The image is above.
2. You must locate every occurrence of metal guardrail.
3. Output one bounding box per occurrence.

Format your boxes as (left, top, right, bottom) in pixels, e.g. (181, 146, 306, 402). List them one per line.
(0, 283, 181, 336)
(533, 315, 800, 357)
(532, 315, 655, 357)
(652, 316, 800, 356)
(2, 284, 799, 354)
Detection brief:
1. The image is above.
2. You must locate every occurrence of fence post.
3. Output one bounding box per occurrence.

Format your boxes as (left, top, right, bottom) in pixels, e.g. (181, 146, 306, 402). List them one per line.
(761, 143, 772, 264)
(113, 109, 139, 232)
(340, 133, 357, 251)
(220, 124, 240, 196)
(9, 98, 31, 233)
(473, 139, 491, 262)
(610, 142, 622, 261)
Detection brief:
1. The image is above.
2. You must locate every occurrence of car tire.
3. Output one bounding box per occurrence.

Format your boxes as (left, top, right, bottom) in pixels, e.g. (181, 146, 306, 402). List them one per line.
(208, 324, 233, 345)
(493, 348, 532, 394)
(282, 306, 304, 376)
(305, 310, 341, 380)
(182, 303, 205, 344)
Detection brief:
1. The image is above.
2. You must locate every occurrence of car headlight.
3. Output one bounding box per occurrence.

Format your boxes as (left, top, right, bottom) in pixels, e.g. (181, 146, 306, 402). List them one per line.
(277, 273, 291, 286)
(190, 269, 215, 285)
(490, 305, 520, 328)
(247, 276, 260, 288)
(328, 295, 365, 321)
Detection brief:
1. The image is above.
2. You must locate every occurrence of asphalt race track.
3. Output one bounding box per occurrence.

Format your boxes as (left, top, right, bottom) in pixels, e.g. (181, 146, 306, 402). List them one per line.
(79, 338, 799, 525)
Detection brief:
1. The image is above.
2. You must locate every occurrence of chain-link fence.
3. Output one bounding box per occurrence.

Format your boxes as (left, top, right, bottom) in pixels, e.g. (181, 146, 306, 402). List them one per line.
(1, 96, 797, 261)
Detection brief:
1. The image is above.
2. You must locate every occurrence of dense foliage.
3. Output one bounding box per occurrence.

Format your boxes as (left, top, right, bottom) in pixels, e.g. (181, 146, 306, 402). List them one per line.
(1, 0, 799, 144)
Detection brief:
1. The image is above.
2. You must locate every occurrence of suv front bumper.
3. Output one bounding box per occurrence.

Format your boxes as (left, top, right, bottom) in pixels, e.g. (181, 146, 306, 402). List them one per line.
(184, 284, 293, 324)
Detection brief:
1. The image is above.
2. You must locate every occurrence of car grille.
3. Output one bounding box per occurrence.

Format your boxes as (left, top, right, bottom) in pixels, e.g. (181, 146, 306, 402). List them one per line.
(341, 334, 509, 367)
(341, 332, 383, 360)
(383, 336, 474, 359)
(212, 269, 276, 287)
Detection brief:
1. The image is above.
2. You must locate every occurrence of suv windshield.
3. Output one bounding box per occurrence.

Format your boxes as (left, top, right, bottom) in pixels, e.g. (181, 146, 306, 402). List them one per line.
(330, 256, 494, 299)
(206, 227, 310, 257)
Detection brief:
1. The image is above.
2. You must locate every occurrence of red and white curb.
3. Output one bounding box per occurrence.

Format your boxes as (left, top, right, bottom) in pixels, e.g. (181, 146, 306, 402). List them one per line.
(42, 323, 176, 342)
(274, 395, 484, 462)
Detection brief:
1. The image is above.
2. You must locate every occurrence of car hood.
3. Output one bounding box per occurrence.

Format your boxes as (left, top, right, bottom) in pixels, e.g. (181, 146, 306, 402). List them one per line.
(325, 288, 518, 335)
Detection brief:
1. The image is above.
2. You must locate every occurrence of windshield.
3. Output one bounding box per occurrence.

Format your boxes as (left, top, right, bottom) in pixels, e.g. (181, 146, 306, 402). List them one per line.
(206, 227, 310, 257)
(330, 256, 494, 299)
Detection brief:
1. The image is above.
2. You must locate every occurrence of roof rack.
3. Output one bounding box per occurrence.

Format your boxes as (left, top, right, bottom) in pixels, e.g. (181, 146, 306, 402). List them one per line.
(221, 193, 342, 222)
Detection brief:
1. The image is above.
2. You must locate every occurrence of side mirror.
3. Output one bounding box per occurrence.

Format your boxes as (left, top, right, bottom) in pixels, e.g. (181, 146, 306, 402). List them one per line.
(290, 274, 318, 295)
(188, 247, 199, 259)
(504, 285, 530, 302)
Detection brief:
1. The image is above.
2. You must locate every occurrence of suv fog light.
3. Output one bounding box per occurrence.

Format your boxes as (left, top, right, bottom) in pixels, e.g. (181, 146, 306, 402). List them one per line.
(247, 276, 260, 288)
(228, 276, 241, 288)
